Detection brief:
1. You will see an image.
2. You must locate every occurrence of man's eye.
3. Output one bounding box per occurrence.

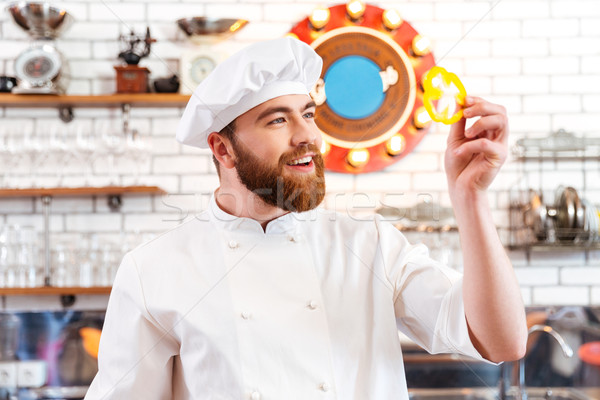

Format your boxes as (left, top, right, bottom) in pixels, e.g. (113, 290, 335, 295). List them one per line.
(269, 117, 285, 124)
(303, 112, 315, 119)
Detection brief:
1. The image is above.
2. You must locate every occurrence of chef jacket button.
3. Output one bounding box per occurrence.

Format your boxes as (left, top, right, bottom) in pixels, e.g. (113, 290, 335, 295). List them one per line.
(241, 311, 251, 320)
(250, 391, 261, 400)
(319, 382, 330, 392)
(307, 300, 318, 310)
(288, 234, 299, 242)
(228, 240, 239, 249)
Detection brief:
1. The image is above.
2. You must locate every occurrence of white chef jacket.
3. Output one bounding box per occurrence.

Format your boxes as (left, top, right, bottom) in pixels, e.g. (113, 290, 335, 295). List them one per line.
(85, 195, 490, 400)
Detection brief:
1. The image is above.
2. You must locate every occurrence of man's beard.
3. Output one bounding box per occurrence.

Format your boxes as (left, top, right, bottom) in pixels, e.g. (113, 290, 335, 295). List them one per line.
(232, 139, 326, 213)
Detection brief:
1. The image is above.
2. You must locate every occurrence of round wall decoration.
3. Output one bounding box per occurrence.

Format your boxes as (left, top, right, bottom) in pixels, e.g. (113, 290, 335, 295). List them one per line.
(289, 1, 437, 173)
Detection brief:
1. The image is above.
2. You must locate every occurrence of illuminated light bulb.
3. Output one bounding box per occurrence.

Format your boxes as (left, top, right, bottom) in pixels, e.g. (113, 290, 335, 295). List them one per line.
(412, 35, 431, 56)
(382, 9, 403, 30)
(320, 140, 330, 156)
(346, 0, 366, 20)
(346, 149, 370, 168)
(414, 106, 432, 129)
(309, 7, 331, 30)
(386, 134, 406, 156)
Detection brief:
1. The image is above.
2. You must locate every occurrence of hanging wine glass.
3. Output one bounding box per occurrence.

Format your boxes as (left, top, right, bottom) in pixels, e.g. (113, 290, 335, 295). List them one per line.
(125, 129, 150, 185)
(75, 125, 98, 186)
(5, 132, 25, 188)
(50, 123, 74, 186)
(99, 121, 125, 186)
(22, 129, 46, 187)
(0, 126, 11, 187)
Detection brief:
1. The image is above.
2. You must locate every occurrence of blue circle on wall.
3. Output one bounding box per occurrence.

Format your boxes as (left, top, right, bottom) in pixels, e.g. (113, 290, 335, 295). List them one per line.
(324, 55, 384, 120)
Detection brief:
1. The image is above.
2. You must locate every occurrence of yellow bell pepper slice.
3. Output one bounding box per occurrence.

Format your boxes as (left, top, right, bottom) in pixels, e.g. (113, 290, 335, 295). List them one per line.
(422, 66, 467, 125)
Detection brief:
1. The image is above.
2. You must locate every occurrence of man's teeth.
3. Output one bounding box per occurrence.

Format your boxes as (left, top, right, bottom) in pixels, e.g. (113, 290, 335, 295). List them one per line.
(288, 156, 312, 166)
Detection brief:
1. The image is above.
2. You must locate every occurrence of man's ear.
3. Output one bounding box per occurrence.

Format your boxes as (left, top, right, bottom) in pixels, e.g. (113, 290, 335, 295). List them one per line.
(207, 132, 236, 169)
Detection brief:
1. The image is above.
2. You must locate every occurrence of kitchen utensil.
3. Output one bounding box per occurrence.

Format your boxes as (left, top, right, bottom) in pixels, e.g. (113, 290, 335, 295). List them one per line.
(574, 190, 585, 230)
(555, 186, 579, 240)
(589, 202, 596, 232)
(176, 17, 247, 42)
(0, 76, 17, 92)
(6, 2, 73, 39)
(153, 74, 180, 93)
(523, 189, 548, 241)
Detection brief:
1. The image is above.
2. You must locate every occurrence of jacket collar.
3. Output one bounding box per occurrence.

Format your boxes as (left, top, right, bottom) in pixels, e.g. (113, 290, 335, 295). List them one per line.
(208, 193, 312, 235)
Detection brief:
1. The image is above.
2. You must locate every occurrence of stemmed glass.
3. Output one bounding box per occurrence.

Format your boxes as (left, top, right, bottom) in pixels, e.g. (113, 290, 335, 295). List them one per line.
(48, 124, 74, 187)
(99, 121, 126, 185)
(0, 129, 24, 188)
(125, 129, 150, 184)
(21, 129, 46, 187)
(75, 125, 98, 186)
(0, 126, 11, 187)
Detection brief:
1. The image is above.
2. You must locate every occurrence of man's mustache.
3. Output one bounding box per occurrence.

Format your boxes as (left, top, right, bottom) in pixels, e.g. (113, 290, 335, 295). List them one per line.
(278, 144, 322, 166)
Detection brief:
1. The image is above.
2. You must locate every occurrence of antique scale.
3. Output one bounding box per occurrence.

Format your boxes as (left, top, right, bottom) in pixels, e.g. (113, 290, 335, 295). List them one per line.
(6, 1, 73, 94)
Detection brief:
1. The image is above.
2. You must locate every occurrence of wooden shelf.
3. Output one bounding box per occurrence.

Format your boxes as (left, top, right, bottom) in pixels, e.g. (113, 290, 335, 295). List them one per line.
(0, 185, 166, 198)
(0, 186, 166, 296)
(0, 93, 190, 108)
(0, 286, 112, 296)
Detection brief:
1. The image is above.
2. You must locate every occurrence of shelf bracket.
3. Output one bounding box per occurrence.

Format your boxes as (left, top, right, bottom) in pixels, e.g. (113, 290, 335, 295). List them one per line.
(107, 194, 123, 212)
(58, 106, 74, 123)
(122, 103, 131, 135)
(60, 294, 76, 307)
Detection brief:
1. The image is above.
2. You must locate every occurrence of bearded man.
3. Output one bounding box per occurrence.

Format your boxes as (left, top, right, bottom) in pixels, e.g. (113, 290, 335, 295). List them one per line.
(86, 38, 527, 400)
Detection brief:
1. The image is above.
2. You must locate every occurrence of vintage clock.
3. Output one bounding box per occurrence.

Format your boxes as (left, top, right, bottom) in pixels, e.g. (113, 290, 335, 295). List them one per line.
(176, 17, 247, 95)
(179, 50, 223, 94)
(290, 1, 437, 173)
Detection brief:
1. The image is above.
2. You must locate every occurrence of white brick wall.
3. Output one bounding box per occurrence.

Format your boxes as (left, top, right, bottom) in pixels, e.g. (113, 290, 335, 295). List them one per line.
(492, 1, 550, 19)
(522, 57, 579, 75)
(533, 286, 590, 306)
(522, 19, 579, 38)
(1, 0, 600, 309)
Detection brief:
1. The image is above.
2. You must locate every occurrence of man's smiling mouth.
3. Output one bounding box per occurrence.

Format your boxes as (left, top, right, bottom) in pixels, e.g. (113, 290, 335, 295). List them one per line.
(287, 155, 313, 166)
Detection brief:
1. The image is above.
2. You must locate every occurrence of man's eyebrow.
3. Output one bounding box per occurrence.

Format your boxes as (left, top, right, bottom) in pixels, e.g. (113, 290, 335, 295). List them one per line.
(256, 101, 317, 122)
(304, 100, 316, 110)
(256, 106, 292, 122)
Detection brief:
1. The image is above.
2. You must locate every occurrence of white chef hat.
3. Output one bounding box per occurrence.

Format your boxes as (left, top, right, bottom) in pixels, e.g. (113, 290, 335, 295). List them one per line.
(176, 37, 323, 148)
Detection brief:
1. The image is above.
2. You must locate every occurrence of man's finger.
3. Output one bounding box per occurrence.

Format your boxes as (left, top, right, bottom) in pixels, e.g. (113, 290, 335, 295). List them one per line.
(448, 115, 467, 145)
(454, 138, 507, 165)
(464, 114, 508, 142)
(463, 97, 507, 119)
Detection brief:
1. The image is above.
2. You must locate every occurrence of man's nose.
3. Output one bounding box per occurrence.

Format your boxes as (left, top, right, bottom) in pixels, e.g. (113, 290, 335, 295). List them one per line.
(291, 118, 318, 147)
